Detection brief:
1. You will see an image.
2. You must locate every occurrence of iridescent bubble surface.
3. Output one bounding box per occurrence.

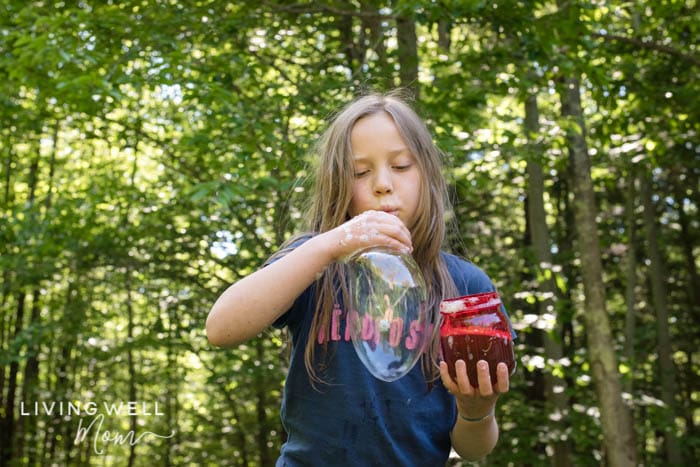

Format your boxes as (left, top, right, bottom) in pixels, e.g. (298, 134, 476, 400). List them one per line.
(346, 247, 430, 382)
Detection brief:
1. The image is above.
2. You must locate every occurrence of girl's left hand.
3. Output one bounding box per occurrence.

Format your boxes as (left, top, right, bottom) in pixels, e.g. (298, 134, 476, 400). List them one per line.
(439, 359, 510, 420)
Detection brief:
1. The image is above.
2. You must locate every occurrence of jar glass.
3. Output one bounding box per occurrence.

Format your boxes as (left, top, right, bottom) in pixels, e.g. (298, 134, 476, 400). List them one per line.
(439, 292, 516, 387)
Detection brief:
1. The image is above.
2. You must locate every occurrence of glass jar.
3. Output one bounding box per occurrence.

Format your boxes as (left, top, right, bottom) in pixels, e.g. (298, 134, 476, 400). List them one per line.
(440, 292, 516, 387)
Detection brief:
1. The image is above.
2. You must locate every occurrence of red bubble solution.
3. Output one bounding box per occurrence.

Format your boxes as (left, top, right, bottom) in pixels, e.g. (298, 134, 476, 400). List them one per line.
(440, 292, 516, 387)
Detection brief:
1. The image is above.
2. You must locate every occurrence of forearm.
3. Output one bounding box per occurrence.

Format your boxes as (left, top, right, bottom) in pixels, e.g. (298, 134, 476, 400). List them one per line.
(450, 412, 499, 461)
(206, 210, 413, 348)
(206, 233, 335, 347)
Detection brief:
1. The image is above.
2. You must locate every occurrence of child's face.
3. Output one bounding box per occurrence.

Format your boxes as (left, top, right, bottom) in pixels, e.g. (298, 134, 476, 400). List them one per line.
(348, 111, 422, 228)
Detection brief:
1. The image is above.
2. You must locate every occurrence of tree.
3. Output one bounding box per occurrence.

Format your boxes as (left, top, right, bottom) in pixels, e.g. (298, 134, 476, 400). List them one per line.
(1, 1, 697, 465)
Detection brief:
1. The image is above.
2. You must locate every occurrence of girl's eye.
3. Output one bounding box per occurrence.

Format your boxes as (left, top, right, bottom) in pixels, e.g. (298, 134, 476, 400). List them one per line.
(393, 164, 411, 171)
(354, 170, 369, 178)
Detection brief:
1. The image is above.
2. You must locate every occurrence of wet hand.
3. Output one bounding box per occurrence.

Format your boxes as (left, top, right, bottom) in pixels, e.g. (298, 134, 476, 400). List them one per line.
(326, 210, 413, 261)
(439, 359, 510, 420)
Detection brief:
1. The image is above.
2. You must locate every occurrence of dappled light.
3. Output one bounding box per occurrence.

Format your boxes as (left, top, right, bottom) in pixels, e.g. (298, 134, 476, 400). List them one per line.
(0, 1, 697, 465)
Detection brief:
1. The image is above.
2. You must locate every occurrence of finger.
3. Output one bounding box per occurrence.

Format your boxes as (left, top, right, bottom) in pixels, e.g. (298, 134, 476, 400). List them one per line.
(386, 222, 412, 250)
(351, 211, 412, 252)
(455, 360, 474, 395)
(370, 236, 411, 256)
(439, 361, 458, 393)
(387, 213, 412, 243)
(476, 360, 494, 396)
(496, 362, 510, 393)
(376, 233, 412, 255)
(371, 212, 412, 250)
(336, 217, 400, 257)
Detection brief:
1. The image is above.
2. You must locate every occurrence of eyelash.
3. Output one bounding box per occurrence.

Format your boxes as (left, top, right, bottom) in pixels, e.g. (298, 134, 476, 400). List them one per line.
(354, 165, 412, 178)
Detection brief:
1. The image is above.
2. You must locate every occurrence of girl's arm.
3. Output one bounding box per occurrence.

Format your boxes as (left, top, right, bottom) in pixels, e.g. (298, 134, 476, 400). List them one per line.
(206, 233, 335, 347)
(449, 409, 499, 460)
(440, 360, 511, 460)
(206, 210, 412, 348)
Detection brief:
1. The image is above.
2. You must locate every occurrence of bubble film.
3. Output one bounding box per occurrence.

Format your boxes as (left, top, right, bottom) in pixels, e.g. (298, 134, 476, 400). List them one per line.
(346, 247, 430, 382)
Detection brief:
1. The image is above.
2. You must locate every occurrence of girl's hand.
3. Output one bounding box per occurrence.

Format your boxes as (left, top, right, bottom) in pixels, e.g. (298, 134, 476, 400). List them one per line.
(324, 210, 413, 261)
(439, 359, 510, 420)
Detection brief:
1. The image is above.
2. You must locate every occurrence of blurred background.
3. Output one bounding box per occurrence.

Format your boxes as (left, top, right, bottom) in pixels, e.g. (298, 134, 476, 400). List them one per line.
(0, 0, 697, 465)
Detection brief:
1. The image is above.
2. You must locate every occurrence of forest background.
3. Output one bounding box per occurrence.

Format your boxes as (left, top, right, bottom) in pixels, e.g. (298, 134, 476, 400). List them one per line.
(0, 0, 698, 466)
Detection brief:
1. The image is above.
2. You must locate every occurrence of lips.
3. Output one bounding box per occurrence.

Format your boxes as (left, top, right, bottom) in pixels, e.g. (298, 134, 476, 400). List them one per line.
(380, 207, 399, 216)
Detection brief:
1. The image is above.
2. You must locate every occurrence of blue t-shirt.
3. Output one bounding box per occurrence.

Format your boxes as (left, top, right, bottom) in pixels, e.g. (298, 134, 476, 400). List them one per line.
(272, 249, 508, 466)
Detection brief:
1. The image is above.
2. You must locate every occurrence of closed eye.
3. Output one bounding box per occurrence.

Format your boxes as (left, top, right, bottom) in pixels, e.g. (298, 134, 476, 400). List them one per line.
(354, 170, 369, 178)
(393, 164, 412, 171)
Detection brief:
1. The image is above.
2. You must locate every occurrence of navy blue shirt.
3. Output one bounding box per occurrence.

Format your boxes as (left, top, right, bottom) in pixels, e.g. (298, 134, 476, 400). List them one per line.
(273, 250, 508, 466)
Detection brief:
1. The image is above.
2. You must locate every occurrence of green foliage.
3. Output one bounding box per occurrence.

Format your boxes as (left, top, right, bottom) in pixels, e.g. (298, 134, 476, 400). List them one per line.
(0, 0, 697, 465)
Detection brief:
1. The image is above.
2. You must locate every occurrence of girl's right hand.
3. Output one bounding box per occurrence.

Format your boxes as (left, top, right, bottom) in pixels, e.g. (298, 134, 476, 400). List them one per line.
(324, 210, 413, 261)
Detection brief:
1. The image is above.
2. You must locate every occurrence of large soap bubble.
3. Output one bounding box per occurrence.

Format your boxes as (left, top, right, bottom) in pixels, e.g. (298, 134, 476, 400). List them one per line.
(346, 247, 430, 381)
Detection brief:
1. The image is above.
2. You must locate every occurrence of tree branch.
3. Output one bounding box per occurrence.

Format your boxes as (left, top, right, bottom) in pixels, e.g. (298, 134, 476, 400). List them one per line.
(592, 32, 700, 67)
(260, 1, 397, 19)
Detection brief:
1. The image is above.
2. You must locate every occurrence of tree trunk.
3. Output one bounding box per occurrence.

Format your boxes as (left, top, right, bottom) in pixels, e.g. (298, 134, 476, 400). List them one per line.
(44, 265, 82, 464)
(43, 122, 58, 210)
(255, 338, 270, 466)
(623, 171, 638, 395)
(164, 309, 176, 467)
(361, 1, 386, 68)
(1, 140, 43, 465)
(2, 144, 13, 205)
(18, 121, 57, 464)
(396, 15, 419, 96)
(670, 169, 700, 446)
(437, 19, 451, 51)
(524, 93, 573, 467)
(124, 135, 140, 467)
(1, 143, 14, 413)
(559, 75, 637, 466)
(126, 267, 138, 467)
(639, 172, 682, 465)
(337, 1, 365, 76)
(222, 382, 248, 466)
(520, 195, 547, 435)
(45, 339, 73, 462)
(0, 292, 25, 466)
(670, 171, 700, 306)
(556, 172, 577, 356)
(16, 289, 40, 464)
(0, 274, 9, 445)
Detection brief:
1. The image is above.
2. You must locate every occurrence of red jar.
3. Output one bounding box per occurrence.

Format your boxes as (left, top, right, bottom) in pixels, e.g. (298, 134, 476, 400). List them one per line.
(440, 292, 516, 387)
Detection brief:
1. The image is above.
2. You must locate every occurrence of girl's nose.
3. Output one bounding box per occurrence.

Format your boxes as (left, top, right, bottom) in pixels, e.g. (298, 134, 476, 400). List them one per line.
(373, 169, 393, 194)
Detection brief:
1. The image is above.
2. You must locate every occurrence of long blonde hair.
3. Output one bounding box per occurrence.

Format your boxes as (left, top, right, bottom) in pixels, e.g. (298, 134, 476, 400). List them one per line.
(281, 90, 458, 385)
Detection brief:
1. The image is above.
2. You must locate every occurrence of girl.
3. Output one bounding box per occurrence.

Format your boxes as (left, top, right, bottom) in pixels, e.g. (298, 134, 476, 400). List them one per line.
(206, 91, 513, 465)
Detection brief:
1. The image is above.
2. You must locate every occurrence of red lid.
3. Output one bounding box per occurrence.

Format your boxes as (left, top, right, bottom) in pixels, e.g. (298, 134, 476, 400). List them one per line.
(439, 292, 510, 339)
(439, 291, 501, 315)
